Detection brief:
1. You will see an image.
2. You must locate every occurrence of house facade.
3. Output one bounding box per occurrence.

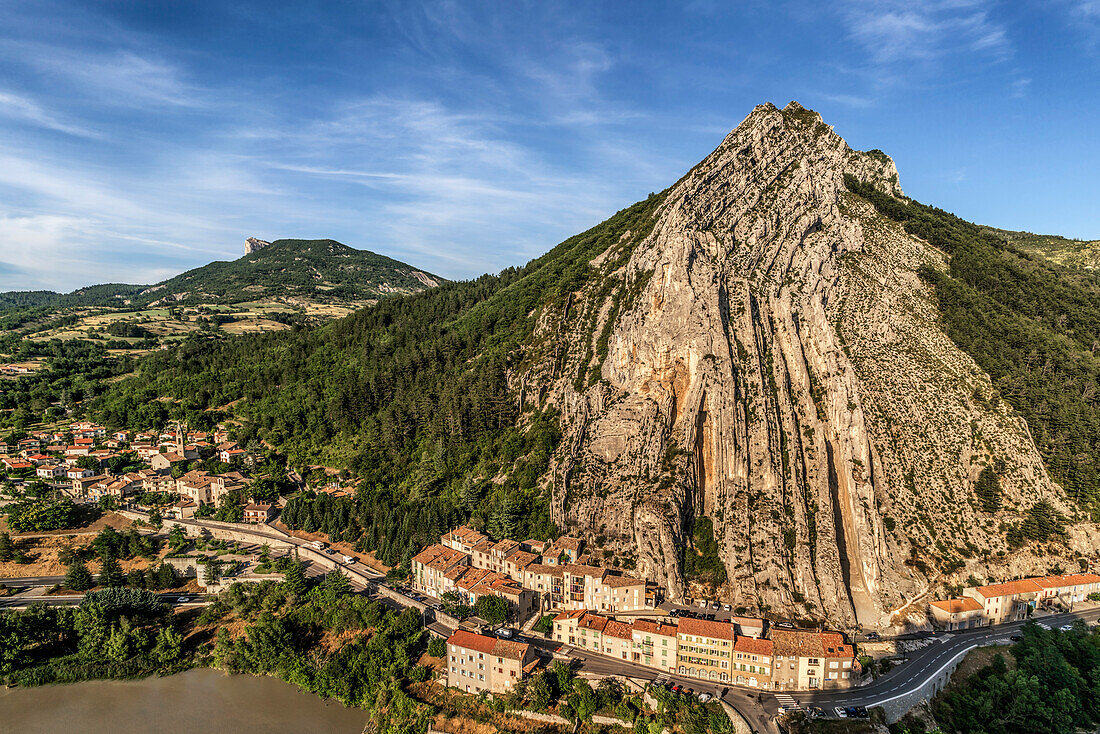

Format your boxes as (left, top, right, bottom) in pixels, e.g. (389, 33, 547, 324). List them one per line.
(445, 630, 536, 694)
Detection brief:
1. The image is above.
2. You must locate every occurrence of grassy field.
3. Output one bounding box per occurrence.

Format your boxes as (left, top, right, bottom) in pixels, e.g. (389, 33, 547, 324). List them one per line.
(13, 298, 372, 356)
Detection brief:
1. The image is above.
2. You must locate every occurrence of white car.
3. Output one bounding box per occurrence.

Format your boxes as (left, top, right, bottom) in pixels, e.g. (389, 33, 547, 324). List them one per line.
(495, 628, 513, 639)
(834, 707, 848, 718)
(697, 692, 712, 703)
(342, 555, 356, 565)
(1060, 624, 1074, 632)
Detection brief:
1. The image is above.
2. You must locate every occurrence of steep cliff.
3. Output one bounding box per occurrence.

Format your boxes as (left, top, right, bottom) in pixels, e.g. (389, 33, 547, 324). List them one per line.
(528, 102, 1093, 629)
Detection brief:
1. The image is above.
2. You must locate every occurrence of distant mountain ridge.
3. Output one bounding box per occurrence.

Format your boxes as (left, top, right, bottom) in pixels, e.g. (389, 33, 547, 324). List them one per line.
(0, 239, 443, 309)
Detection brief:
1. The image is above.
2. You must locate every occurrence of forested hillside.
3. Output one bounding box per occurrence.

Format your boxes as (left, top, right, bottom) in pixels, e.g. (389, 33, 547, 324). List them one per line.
(129, 239, 442, 305)
(92, 194, 666, 564)
(846, 175, 1100, 509)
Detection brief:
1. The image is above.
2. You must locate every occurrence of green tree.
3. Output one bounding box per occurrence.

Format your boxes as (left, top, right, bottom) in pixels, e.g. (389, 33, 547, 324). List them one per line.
(148, 507, 163, 529)
(427, 637, 446, 658)
(283, 561, 307, 596)
(0, 532, 13, 561)
(155, 562, 178, 589)
(152, 626, 183, 666)
(568, 679, 598, 722)
(98, 553, 125, 588)
(473, 595, 509, 626)
(65, 561, 94, 591)
(527, 672, 552, 709)
(974, 467, 1003, 512)
(167, 524, 187, 550)
(203, 560, 221, 585)
(105, 625, 132, 662)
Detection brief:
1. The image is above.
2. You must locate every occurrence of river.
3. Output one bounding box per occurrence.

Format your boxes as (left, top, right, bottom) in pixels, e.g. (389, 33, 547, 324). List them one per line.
(0, 668, 369, 733)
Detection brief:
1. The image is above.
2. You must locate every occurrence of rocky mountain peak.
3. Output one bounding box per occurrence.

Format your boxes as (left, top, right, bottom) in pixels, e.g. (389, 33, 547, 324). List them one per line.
(528, 102, 1086, 631)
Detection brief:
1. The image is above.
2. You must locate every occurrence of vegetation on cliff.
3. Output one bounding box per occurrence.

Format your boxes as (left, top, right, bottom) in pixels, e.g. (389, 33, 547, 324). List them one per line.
(846, 174, 1100, 509)
(92, 195, 665, 564)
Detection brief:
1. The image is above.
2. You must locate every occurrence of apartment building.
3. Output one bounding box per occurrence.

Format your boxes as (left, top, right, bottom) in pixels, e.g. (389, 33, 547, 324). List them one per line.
(732, 636, 774, 688)
(1034, 574, 1100, 606)
(929, 572, 1100, 629)
(963, 579, 1043, 625)
(770, 630, 854, 690)
(445, 629, 537, 694)
(632, 619, 678, 672)
(676, 618, 736, 682)
(412, 544, 470, 593)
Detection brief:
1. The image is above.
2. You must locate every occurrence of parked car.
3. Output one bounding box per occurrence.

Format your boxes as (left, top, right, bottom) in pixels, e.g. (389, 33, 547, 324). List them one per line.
(865, 631, 880, 640)
(808, 706, 826, 719)
(711, 602, 721, 611)
(848, 706, 869, 718)
(834, 707, 848, 718)
(722, 603, 731, 612)
(495, 628, 513, 639)
(1009, 634, 1023, 641)
(697, 692, 712, 703)
(1060, 624, 1074, 632)
(670, 684, 682, 694)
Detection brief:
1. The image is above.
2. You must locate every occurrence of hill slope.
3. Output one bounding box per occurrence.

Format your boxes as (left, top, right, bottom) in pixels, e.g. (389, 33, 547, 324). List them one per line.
(94, 103, 1100, 629)
(132, 238, 442, 306)
(0, 239, 442, 310)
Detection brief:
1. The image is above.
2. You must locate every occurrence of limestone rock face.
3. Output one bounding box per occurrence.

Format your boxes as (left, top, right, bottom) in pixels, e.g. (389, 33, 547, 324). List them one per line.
(528, 102, 1086, 629)
(245, 237, 271, 255)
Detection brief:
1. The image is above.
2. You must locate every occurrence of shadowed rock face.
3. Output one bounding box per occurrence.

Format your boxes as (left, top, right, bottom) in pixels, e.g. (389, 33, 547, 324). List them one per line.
(527, 102, 1089, 629)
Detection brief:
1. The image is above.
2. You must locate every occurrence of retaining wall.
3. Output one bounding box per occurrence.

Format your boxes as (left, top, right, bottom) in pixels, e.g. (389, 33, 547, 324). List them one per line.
(876, 641, 1011, 722)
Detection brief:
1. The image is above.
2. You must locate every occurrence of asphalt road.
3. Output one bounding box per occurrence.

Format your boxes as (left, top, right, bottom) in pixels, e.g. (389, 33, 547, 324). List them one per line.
(0, 574, 66, 586)
(0, 592, 208, 609)
(796, 608, 1100, 711)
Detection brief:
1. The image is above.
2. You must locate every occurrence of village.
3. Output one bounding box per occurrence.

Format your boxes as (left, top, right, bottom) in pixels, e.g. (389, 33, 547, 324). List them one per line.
(1, 420, 276, 522)
(412, 525, 858, 696)
(6, 419, 1100, 724)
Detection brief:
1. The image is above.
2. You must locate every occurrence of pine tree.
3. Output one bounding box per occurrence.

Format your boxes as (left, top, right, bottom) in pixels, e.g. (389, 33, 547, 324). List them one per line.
(974, 467, 1003, 513)
(65, 561, 94, 591)
(283, 561, 307, 595)
(98, 553, 125, 588)
(203, 560, 221, 585)
(155, 562, 178, 589)
(0, 531, 13, 562)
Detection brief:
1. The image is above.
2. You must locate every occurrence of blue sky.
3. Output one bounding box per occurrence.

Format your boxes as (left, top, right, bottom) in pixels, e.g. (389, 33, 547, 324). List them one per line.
(0, 0, 1097, 291)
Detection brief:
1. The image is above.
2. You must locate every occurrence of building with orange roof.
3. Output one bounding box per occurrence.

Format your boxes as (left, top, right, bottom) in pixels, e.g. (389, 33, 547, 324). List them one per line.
(769, 629, 854, 690)
(963, 579, 1042, 624)
(412, 544, 470, 596)
(445, 629, 536, 694)
(929, 597, 985, 630)
(632, 618, 678, 672)
(1033, 573, 1100, 607)
(676, 617, 736, 682)
(733, 636, 774, 688)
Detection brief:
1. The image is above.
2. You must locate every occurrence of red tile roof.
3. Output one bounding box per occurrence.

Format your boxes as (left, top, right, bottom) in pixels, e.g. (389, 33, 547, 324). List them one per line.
(1033, 573, 1100, 589)
(930, 597, 983, 613)
(447, 630, 529, 661)
(632, 619, 678, 637)
(735, 636, 774, 656)
(972, 579, 1042, 598)
(677, 617, 735, 640)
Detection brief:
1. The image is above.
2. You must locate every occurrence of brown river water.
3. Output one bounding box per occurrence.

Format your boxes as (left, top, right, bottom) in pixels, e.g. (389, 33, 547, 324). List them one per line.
(0, 668, 369, 733)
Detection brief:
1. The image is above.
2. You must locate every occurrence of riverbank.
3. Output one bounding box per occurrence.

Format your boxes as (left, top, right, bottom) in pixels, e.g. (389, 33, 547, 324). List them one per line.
(0, 667, 369, 734)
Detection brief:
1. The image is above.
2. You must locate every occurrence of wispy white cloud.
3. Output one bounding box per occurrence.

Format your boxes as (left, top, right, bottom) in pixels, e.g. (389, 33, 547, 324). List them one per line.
(0, 90, 100, 138)
(839, 0, 1010, 65)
